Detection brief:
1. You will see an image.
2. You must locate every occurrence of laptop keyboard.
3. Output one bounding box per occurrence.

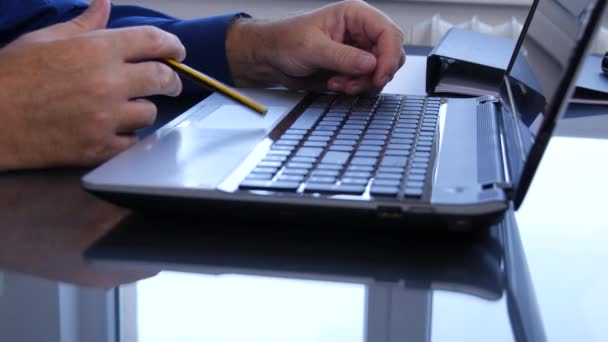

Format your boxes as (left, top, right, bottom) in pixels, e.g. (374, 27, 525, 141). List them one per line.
(238, 94, 441, 198)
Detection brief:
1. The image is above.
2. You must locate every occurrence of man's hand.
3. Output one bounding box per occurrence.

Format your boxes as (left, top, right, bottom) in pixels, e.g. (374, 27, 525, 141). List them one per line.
(0, 0, 186, 170)
(227, 0, 405, 95)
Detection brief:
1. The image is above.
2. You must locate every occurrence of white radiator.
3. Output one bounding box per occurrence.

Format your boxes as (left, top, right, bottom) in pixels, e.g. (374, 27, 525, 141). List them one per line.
(407, 14, 608, 55)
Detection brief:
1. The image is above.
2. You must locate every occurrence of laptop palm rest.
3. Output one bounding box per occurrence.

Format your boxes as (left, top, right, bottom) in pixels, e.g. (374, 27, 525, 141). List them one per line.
(83, 90, 303, 192)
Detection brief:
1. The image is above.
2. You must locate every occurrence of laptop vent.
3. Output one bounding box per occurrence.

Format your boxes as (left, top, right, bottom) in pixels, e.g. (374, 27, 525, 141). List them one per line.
(478, 188, 504, 202)
(477, 103, 505, 185)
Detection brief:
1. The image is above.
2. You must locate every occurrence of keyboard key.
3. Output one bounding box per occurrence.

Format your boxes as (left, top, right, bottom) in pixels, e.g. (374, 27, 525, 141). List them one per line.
(342, 124, 366, 130)
(282, 134, 305, 141)
(286, 162, 313, 170)
(377, 166, 405, 173)
(355, 151, 380, 158)
(374, 179, 401, 187)
(291, 109, 324, 130)
(347, 165, 375, 172)
(311, 130, 334, 136)
(345, 119, 368, 125)
(316, 163, 343, 171)
(303, 141, 328, 148)
(343, 171, 372, 179)
(333, 139, 357, 146)
(408, 174, 426, 182)
(381, 156, 408, 168)
(375, 173, 403, 180)
(258, 161, 283, 168)
(358, 145, 382, 152)
(412, 162, 429, 170)
(309, 176, 337, 183)
(286, 129, 307, 135)
(341, 178, 369, 185)
(282, 168, 309, 176)
(316, 126, 338, 132)
(305, 183, 366, 195)
(253, 167, 279, 174)
(311, 170, 340, 177)
(240, 180, 300, 192)
(278, 175, 305, 182)
(409, 168, 427, 175)
(371, 186, 400, 197)
(275, 140, 299, 147)
(268, 150, 291, 156)
(360, 139, 384, 146)
(365, 128, 389, 135)
(368, 124, 392, 130)
(263, 155, 287, 162)
(329, 145, 354, 152)
(335, 184, 367, 194)
(350, 157, 378, 166)
(322, 151, 350, 165)
(340, 129, 363, 135)
(245, 173, 274, 180)
(291, 156, 316, 163)
(393, 132, 415, 139)
(406, 181, 425, 188)
(336, 134, 360, 140)
(271, 145, 296, 152)
(387, 144, 412, 151)
(296, 147, 324, 158)
(308, 135, 331, 142)
(404, 187, 424, 197)
(364, 134, 387, 141)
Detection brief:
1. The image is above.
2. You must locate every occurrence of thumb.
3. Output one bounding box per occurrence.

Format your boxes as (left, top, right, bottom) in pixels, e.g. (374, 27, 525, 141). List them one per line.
(316, 37, 377, 76)
(20, 0, 110, 42)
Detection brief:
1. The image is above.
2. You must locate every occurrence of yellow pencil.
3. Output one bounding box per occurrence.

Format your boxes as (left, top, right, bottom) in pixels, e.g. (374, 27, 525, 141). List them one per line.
(162, 59, 268, 115)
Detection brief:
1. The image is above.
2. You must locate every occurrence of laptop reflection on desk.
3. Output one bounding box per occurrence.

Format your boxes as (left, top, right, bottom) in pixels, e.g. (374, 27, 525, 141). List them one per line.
(85, 209, 544, 342)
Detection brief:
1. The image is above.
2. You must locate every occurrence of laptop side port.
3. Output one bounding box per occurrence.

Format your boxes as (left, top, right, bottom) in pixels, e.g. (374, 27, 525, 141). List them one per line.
(377, 206, 403, 219)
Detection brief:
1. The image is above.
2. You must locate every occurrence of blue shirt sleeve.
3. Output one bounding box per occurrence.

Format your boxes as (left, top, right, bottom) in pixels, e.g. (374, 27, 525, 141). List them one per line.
(0, 1, 243, 86)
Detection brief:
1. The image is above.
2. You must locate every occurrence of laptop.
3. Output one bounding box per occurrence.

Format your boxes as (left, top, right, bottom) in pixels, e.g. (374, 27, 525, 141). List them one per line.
(82, 0, 606, 230)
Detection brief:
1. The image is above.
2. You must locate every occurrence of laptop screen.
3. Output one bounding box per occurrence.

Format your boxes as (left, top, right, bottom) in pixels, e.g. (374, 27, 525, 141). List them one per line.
(501, 0, 605, 208)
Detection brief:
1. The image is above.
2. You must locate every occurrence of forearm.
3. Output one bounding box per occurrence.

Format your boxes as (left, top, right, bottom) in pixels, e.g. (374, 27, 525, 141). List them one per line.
(225, 18, 278, 88)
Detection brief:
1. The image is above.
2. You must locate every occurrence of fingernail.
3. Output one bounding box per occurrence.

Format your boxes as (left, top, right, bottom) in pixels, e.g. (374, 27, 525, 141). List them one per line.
(381, 75, 390, 86)
(350, 84, 361, 94)
(329, 79, 343, 91)
(356, 54, 375, 73)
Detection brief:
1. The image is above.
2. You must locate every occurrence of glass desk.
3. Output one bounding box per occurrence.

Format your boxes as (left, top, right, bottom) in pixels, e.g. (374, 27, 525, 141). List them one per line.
(87, 209, 541, 342)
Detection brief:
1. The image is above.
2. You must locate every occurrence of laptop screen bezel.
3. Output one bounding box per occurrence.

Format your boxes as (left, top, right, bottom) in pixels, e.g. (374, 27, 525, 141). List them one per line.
(504, 0, 607, 209)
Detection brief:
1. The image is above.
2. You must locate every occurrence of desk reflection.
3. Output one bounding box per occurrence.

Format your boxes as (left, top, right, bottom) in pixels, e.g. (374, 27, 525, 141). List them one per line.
(87, 210, 545, 342)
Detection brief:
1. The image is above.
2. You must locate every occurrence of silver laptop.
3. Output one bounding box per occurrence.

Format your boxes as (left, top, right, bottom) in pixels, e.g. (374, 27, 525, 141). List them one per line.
(83, 0, 606, 231)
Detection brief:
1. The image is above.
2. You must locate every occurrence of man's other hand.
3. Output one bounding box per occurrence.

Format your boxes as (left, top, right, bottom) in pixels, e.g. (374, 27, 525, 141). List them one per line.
(227, 0, 405, 95)
(0, 0, 186, 170)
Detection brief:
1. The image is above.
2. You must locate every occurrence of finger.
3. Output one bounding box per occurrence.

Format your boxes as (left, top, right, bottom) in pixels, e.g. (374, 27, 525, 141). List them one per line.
(341, 3, 405, 88)
(108, 26, 187, 63)
(124, 61, 183, 98)
(115, 99, 158, 133)
(110, 135, 139, 155)
(17, 0, 110, 42)
(328, 75, 376, 95)
(315, 37, 377, 76)
(371, 30, 405, 88)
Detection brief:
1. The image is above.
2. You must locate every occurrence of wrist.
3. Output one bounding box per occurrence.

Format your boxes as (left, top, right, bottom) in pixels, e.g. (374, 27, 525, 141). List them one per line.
(226, 18, 277, 87)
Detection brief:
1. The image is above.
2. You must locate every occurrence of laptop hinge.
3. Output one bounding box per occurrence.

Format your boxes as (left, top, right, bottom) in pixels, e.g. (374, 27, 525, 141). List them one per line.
(477, 96, 513, 194)
(477, 95, 500, 105)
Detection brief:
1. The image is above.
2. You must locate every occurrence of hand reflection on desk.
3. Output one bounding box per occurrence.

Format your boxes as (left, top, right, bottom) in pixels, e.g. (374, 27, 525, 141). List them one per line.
(0, 169, 159, 288)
